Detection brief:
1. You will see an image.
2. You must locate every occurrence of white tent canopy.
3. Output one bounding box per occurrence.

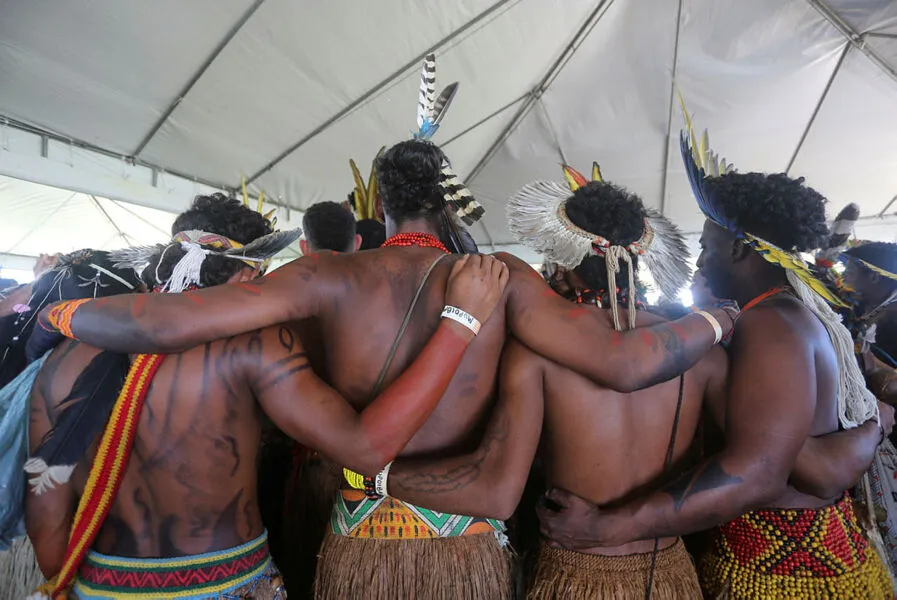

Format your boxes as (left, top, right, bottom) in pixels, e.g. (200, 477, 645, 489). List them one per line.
(1, 0, 895, 270)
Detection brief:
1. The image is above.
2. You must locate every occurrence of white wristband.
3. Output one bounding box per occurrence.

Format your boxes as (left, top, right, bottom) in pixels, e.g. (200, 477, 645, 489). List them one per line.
(695, 310, 723, 345)
(441, 305, 481, 336)
(375, 461, 392, 497)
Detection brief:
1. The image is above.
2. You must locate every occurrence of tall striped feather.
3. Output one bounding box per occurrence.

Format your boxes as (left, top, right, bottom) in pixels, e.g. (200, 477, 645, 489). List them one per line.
(416, 53, 437, 129)
(430, 82, 459, 129)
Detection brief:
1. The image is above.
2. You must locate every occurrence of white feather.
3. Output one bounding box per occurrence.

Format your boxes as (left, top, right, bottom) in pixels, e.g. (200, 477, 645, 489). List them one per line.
(507, 181, 594, 269)
(23, 458, 75, 495)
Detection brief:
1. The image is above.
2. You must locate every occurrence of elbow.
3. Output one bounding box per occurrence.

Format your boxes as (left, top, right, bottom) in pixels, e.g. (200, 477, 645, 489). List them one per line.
(741, 469, 788, 511)
(608, 361, 642, 393)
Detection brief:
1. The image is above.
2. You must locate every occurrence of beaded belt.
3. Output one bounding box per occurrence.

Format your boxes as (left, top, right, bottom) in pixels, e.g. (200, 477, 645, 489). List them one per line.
(330, 489, 507, 542)
(699, 494, 891, 598)
(73, 531, 272, 599)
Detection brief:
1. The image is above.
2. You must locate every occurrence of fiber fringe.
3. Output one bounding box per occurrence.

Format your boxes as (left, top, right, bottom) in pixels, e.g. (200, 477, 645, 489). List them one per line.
(314, 530, 513, 600)
(526, 540, 701, 599)
(0, 536, 45, 600)
(281, 455, 342, 598)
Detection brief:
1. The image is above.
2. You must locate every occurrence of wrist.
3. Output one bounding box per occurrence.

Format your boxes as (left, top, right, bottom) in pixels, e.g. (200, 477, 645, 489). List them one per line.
(441, 305, 481, 338)
(440, 318, 476, 343)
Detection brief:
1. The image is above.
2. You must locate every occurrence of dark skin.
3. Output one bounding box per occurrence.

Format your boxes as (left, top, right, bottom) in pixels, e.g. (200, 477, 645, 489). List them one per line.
(843, 261, 897, 405)
(41, 217, 736, 400)
(25, 256, 507, 577)
(387, 274, 885, 549)
(538, 220, 883, 549)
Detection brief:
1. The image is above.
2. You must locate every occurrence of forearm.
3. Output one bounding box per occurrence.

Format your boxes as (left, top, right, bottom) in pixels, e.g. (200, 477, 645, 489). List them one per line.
(600, 455, 780, 545)
(389, 396, 536, 520)
(518, 310, 726, 392)
(44, 266, 316, 353)
(790, 422, 880, 498)
(358, 321, 473, 469)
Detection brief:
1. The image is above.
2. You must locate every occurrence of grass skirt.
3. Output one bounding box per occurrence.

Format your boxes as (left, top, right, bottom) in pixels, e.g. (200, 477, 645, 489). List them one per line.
(526, 538, 701, 599)
(314, 529, 513, 600)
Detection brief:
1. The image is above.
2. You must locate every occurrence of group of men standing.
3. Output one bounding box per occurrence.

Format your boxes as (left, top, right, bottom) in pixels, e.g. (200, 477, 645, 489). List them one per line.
(4, 55, 897, 600)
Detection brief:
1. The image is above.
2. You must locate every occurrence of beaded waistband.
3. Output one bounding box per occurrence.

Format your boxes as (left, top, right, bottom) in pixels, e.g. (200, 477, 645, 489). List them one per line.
(699, 495, 892, 598)
(330, 490, 506, 541)
(73, 531, 271, 598)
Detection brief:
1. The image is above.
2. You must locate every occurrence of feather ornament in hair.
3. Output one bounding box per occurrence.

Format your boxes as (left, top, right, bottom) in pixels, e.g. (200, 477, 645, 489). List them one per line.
(108, 244, 165, 273)
(562, 165, 589, 192)
(745, 234, 849, 308)
(507, 180, 594, 269)
(349, 158, 367, 218)
(24, 351, 130, 494)
(413, 53, 459, 140)
(241, 176, 249, 207)
(416, 53, 437, 131)
(439, 161, 484, 226)
(819, 203, 860, 264)
(591, 162, 603, 183)
(643, 209, 692, 300)
(224, 228, 302, 260)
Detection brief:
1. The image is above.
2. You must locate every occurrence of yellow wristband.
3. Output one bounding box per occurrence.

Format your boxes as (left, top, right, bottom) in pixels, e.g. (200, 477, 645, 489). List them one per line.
(343, 467, 365, 490)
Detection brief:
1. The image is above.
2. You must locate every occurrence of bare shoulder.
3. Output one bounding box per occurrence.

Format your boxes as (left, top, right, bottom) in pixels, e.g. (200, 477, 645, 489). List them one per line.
(502, 336, 548, 376)
(732, 297, 811, 348)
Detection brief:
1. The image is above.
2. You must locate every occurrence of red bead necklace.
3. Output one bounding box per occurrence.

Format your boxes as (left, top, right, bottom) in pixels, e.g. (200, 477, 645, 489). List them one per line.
(382, 232, 450, 254)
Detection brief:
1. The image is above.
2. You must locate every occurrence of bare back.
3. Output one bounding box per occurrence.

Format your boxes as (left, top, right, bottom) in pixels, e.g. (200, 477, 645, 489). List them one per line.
(28, 321, 323, 561)
(319, 249, 506, 459)
(538, 308, 723, 554)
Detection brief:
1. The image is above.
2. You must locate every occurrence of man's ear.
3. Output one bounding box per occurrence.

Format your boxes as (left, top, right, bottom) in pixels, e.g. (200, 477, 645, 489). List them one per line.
(354, 234, 363, 252)
(731, 238, 751, 263)
(299, 239, 310, 257)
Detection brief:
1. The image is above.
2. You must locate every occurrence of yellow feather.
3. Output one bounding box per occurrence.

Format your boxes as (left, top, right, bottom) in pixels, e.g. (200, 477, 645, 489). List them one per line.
(591, 162, 603, 183)
(257, 190, 265, 214)
(562, 165, 587, 192)
(349, 159, 367, 217)
(241, 176, 249, 207)
(366, 148, 385, 220)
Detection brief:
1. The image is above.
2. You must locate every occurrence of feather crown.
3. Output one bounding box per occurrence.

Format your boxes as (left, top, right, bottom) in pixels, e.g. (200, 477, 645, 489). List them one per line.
(507, 163, 692, 302)
(677, 91, 847, 307)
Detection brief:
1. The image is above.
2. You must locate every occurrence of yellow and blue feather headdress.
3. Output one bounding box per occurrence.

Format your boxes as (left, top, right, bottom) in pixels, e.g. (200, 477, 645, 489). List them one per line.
(677, 93, 848, 308)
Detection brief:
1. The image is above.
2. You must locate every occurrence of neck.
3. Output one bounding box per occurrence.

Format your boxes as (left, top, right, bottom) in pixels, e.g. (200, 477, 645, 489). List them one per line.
(387, 216, 441, 239)
(731, 268, 789, 306)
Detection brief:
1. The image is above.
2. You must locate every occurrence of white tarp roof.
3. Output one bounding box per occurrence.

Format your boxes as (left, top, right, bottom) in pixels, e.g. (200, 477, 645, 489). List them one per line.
(0, 0, 895, 262)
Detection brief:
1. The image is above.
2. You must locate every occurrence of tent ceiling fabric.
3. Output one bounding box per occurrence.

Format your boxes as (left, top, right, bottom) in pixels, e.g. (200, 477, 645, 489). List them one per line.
(1, 0, 896, 250)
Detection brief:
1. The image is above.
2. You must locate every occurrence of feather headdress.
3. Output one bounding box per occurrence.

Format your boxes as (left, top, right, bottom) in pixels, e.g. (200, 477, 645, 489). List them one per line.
(411, 53, 484, 233)
(677, 93, 847, 308)
(414, 53, 459, 141)
(109, 228, 301, 293)
(817, 203, 860, 267)
(678, 92, 876, 430)
(507, 163, 692, 329)
(349, 148, 386, 221)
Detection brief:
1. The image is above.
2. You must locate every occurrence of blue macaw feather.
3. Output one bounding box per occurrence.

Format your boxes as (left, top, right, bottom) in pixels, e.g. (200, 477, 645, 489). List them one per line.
(679, 133, 740, 235)
(414, 120, 439, 141)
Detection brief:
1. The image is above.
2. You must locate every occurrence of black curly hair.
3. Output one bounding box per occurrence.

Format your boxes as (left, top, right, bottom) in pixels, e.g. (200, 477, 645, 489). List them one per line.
(303, 201, 357, 253)
(144, 193, 274, 289)
(844, 242, 897, 277)
(565, 181, 647, 290)
(377, 140, 445, 222)
(704, 172, 829, 253)
(356, 219, 387, 250)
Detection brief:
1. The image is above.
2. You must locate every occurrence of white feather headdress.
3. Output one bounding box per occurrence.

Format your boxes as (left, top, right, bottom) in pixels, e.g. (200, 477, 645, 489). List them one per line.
(507, 163, 692, 313)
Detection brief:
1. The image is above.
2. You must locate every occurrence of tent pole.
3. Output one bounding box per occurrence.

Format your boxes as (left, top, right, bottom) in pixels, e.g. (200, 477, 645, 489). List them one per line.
(805, 0, 897, 85)
(785, 43, 850, 174)
(464, 0, 616, 185)
(91, 195, 133, 245)
(442, 92, 530, 148)
(132, 0, 269, 156)
(245, 0, 519, 186)
(657, 0, 684, 216)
